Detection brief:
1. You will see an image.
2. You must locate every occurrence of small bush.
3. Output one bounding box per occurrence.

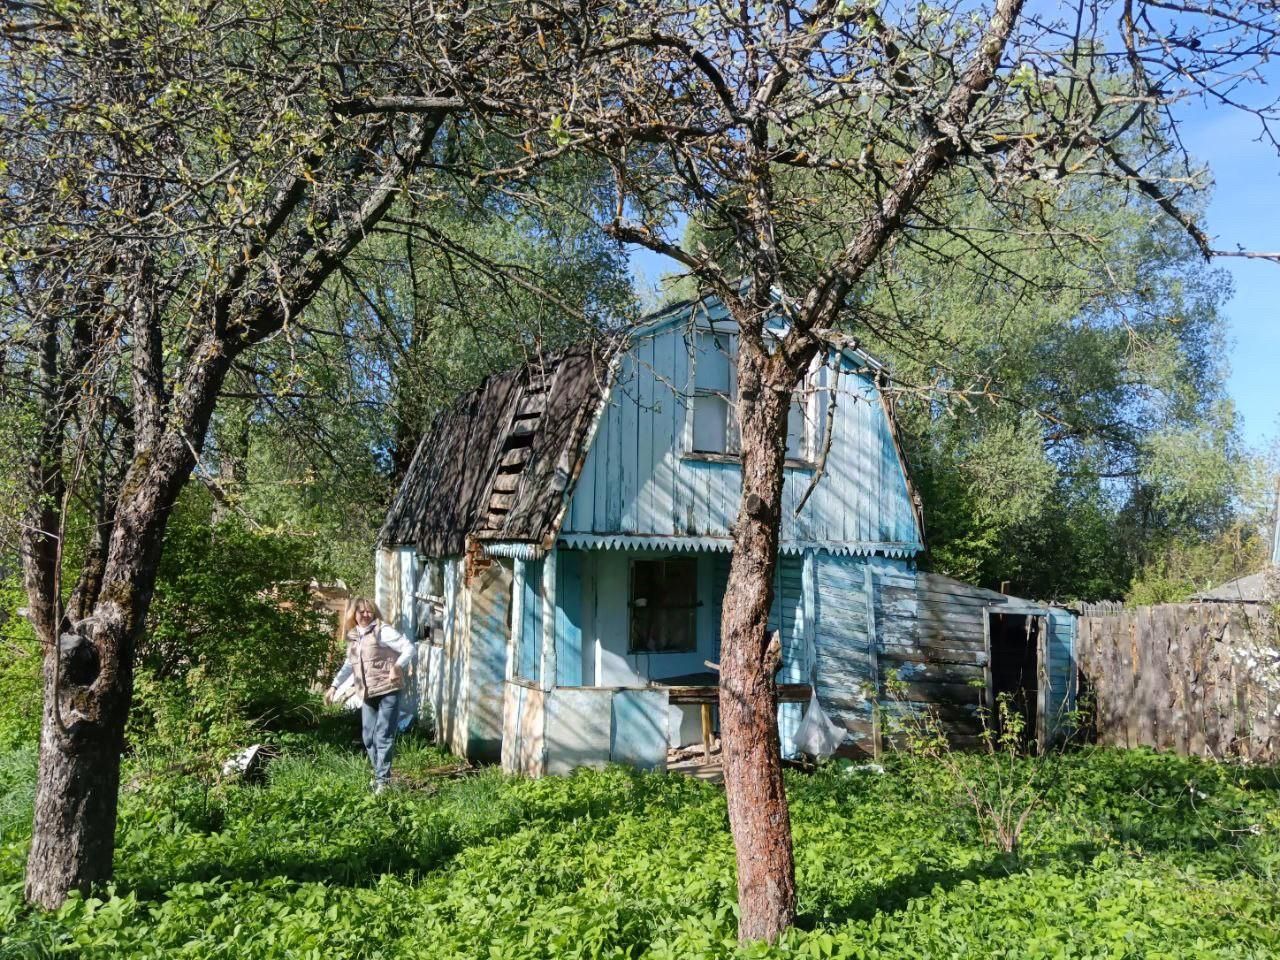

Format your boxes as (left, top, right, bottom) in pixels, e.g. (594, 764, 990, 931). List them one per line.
(0, 577, 41, 751)
(129, 492, 334, 757)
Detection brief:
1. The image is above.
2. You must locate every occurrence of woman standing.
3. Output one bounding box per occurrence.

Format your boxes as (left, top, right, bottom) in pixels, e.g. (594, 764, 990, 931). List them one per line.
(325, 597, 414, 793)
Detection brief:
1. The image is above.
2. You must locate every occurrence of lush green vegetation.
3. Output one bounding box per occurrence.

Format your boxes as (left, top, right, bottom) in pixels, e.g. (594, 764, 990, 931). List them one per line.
(129, 494, 334, 755)
(1, 724, 1276, 959)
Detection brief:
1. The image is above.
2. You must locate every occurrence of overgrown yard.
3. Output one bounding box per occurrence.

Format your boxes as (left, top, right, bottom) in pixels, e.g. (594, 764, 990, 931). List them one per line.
(2, 725, 1278, 959)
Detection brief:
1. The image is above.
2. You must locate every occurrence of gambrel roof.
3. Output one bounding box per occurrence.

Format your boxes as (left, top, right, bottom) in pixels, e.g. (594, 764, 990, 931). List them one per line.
(382, 294, 923, 558)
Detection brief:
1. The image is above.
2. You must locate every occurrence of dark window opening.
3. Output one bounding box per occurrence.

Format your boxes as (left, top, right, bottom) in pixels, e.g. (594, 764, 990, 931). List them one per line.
(630, 558, 698, 653)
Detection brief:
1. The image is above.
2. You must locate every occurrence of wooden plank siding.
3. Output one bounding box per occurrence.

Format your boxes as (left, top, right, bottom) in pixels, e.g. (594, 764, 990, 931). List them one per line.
(810, 563, 1078, 753)
(465, 559, 511, 762)
(877, 569, 988, 736)
(811, 553, 877, 752)
(561, 320, 921, 554)
(380, 298, 1103, 772)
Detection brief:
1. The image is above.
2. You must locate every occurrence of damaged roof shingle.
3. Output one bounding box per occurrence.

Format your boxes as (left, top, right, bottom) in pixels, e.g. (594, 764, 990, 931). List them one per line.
(379, 339, 616, 557)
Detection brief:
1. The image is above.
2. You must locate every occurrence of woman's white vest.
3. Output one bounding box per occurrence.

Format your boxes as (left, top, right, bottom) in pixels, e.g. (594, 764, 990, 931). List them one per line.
(347, 622, 404, 700)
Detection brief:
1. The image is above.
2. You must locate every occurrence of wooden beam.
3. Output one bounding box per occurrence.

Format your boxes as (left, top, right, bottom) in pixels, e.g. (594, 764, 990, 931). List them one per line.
(540, 549, 557, 692)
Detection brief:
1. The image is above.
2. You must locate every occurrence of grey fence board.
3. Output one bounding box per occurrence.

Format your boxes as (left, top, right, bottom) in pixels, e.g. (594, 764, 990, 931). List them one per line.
(1078, 602, 1278, 763)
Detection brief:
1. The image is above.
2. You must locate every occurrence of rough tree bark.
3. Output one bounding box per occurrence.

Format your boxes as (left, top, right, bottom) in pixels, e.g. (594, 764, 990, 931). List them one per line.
(718, 339, 807, 941)
(20, 91, 448, 904)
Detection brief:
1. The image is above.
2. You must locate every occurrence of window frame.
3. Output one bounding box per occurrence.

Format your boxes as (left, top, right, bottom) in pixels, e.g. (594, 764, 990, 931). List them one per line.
(689, 327, 740, 457)
(414, 557, 446, 646)
(683, 324, 822, 468)
(627, 556, 699, 655)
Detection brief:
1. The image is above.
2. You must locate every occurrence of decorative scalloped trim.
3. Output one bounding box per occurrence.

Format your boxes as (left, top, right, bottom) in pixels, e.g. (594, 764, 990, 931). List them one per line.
(553, 533, 922, 558)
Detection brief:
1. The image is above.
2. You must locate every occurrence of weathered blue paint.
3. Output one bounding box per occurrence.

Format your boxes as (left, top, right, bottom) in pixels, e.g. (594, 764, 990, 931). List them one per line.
(518, 557, 543, 682)
(386, 296, 1085, 772)
(555, 550, 584, 687)
(544, 543, 813, 753)
(769, 556, 806, 757)
(1046, 607, 1077, 732)
(610, 688, 669, 770)
(558, 531, 916, 556)
(811, 552, 878, 748)
(465, 561, 511, 761)
(544, 687, 610, 774)
(563, 308, 923, 555)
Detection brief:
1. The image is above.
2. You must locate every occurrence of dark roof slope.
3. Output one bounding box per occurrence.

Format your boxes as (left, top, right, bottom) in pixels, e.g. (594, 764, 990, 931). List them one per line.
(380, 340, 615, 556)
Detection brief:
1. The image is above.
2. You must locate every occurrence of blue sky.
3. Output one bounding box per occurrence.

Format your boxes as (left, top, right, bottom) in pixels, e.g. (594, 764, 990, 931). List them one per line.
(1179, 106, 1280, 454)
(628, 107, 1280, 457)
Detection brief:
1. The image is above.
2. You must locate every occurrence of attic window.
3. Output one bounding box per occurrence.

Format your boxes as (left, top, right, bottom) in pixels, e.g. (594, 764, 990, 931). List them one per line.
(629, 558, 697, 653)
(692, 331, 738, 455)
(688, 330, 816, 462)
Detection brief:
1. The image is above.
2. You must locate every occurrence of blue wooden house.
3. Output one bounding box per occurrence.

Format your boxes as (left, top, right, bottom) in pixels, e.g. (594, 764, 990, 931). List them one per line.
(376, 295, 1077, 774)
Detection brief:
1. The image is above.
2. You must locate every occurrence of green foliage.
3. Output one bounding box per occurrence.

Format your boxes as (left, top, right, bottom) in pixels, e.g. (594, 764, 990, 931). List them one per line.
(680, 163, 1255, 602)
(883, 677, 1063, 856)
(1, 728, 1278, 959)
(0, 578, 40, 751)
(130, 492, 333, 755)
(1127, 523, 1270, 606)
(206, 172, 635, 592)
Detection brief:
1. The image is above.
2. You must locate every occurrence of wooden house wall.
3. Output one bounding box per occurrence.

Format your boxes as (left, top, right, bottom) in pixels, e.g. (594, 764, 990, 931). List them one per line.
(397, 543, 1074, 766)
(876, 567, 989, 746)
(501, 680, 546, 777)
(374, 548, 428, 726)
(465, 560, 511, 762)
(1045, 609, 1076, 729)
(517, 558, 544, 683)
(504, 684, 670, 777)
(546, 546, 807, 751)
(810, 553, 878, 752)
(870, 567, 1076, 746)
(561, 322, 921, 552)
(438, 558, 469, 757)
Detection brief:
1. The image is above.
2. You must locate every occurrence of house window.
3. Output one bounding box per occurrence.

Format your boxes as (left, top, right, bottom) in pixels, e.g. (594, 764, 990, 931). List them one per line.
(415, 558, 445, 643)
(629, 557, 698, 653)
(692, 331, 737, 455)
(689, 329, 815, 462)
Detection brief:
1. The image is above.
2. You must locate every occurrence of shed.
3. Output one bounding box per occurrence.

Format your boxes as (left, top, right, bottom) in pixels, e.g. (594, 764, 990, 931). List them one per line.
(376, 296, 1077, 773)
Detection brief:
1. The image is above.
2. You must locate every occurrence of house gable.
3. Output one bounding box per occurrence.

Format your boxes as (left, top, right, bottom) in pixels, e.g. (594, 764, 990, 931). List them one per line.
(560, 302, 923, 556)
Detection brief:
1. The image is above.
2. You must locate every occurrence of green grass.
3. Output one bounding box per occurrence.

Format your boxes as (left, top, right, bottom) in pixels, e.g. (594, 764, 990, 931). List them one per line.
(1, 727, 1278, 959)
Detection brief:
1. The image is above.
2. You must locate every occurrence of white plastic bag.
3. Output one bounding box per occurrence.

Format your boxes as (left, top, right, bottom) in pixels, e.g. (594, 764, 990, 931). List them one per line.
(792, 692, 846, 759)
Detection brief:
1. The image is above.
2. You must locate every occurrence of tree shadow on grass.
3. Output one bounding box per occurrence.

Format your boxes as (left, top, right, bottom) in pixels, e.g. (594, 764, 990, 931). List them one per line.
(797, 753, 1280, 930)
(796, 842, 1103, 929)
(115, 763, 705, 898)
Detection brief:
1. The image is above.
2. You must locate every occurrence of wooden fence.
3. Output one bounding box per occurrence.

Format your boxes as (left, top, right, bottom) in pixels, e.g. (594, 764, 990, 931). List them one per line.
(1076, 602, 1279, 764)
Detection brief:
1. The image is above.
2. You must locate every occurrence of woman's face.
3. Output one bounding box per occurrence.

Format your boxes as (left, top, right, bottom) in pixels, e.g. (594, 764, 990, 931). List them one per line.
(355, 606, 375, 626)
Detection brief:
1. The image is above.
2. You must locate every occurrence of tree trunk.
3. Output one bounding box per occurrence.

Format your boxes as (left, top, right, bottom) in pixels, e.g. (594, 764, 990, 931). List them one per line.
(24, 642, 130, 907)
(719, 348, 796, 943)
(23, 470, 177, 907)
(24, 344, 233, 908)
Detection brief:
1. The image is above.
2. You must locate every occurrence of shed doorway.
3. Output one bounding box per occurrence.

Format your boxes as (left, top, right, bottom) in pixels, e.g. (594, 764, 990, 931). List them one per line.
(986, 612, 1048, 750)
